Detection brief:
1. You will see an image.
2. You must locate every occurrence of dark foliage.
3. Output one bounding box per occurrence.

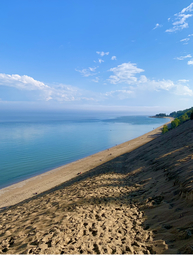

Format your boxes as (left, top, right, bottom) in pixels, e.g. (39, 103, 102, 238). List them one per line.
(155, 113, 166, 117)
(162, 125, 168, 134)
(190, 110, 193, 120)
(169, 107, 193, 118)
(161, 107, 192, 134)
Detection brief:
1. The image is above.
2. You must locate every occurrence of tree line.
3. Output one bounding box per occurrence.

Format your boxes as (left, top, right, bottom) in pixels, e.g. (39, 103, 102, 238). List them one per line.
(162, 107, 193, 134)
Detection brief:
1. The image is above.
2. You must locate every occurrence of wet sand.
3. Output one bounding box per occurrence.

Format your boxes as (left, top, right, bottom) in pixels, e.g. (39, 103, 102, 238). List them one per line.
(1, 118, 193, 254)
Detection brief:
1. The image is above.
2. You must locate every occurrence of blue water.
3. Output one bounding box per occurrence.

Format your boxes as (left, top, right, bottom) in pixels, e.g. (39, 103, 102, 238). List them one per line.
(0, 111, 168, 189)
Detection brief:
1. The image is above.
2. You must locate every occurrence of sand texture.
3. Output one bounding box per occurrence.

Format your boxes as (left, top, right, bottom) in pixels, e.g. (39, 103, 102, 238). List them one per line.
(1, 119, 193, 253)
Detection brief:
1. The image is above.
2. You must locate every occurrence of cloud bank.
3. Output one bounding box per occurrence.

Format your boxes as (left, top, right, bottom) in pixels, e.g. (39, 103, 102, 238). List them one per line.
(175, 54, 192, 60)
(0, 73, 49, 91)
(107, 62, 193, 97)
(0, 73, 84, 102)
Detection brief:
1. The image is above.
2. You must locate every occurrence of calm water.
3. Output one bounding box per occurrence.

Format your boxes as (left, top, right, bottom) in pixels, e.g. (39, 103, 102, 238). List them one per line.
(0, 112, 168, 189)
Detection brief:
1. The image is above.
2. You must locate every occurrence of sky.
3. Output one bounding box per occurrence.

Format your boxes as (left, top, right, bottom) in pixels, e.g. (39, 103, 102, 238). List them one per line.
(0, 0, 193, 114)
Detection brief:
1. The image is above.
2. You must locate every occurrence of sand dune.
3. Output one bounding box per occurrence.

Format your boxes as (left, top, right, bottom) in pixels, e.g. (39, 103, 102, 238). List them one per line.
(1, 119, 193, 254)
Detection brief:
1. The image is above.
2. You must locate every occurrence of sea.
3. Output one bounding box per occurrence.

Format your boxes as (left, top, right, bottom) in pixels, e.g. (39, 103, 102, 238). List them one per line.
(0, 111, 168, 189)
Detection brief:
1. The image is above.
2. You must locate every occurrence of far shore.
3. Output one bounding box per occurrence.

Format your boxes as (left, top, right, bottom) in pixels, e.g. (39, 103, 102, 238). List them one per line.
(0, 117, 173, 209)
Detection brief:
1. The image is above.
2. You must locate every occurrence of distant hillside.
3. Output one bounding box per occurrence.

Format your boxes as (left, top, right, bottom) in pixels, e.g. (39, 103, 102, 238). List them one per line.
(169, 106, 193, 118)
(155, 106, 193, 134)
(153, 106, 193, 119)
(152, 113, 167, 118)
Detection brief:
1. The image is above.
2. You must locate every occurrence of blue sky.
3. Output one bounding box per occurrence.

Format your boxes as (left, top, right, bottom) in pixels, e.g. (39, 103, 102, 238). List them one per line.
(0, 0, 193, 114)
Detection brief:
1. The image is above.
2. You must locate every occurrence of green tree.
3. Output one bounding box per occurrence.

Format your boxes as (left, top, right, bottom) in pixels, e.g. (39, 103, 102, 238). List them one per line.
(171, 118, 180, 129)
(155, 113, 166, 118)
(162, 125, 168, 134)
(179, 113, 188, 123)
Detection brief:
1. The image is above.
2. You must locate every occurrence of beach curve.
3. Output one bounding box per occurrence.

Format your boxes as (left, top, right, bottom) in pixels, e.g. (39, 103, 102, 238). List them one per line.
(0, 118, 172, 209)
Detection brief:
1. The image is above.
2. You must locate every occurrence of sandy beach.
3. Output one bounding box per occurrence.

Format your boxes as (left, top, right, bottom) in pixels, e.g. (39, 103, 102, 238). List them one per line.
(1, 118, 193, 254)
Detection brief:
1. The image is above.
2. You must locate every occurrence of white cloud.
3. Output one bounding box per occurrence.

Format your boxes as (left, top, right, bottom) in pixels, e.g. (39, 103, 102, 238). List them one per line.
(166, 3, 193, 33)
(107, 62, 193, 98)
(173, 14, 192, 26)
(136, 76, 193, 97)
(175, 85, 193, 96)
(166, 14, 192, 32)
(75, 67, 98, 77)
(178, 79, 189, 83)
(138, 75, 148, 83)
(188, 60, 193, 65)
(92, 77, 99, 83)
(104, 89, 134, 100)
(180, 38, 190, 42)
(181, 2, 193, 13)
(188, 33, 193, 36)
(137, 76, 193, 96)
(153, 23, 162, 30)
(89, 67, 97, 72)
(147, 79, 175, 91)
(111, 56, 117, 60)
(175, 54, 192, 60)
(0, 73, 88, 102)
(0, 73, 49, 91)
(50, 84, 81, 102)
(98, 59, 104, 64)
(105, 77, 192, 100)
(108, 62, 144, 84)
(96, 51, 109, 56)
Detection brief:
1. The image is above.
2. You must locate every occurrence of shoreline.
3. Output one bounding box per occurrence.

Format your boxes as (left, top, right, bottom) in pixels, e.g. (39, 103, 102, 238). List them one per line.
(0, 117, 173, 209)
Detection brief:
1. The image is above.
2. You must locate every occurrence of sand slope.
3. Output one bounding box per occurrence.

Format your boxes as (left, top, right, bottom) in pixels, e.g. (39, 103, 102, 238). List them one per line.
(0, 119, 193, 254)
